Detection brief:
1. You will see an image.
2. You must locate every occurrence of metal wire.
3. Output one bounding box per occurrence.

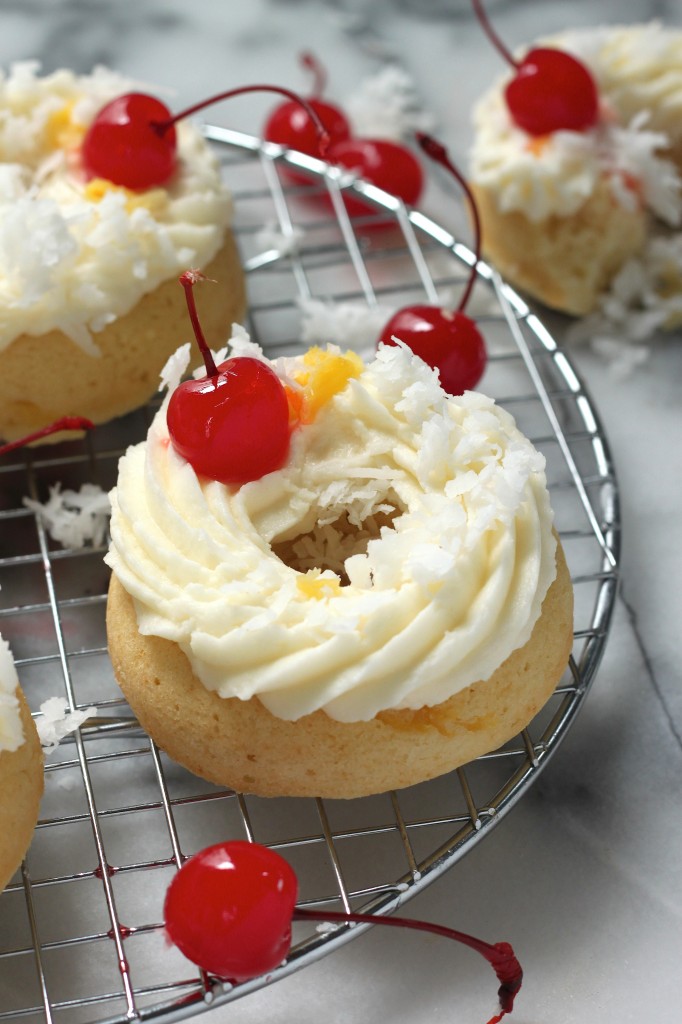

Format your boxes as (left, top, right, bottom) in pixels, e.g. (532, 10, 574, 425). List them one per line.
(0, 128, 620, 1024)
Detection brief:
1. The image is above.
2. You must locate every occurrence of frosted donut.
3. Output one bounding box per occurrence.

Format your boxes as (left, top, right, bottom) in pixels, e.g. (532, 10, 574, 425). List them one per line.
(105, 338, 573, 799)
(0, 64, 245, 443)
(469, 23, 682, 316)
(0, 636, 43, 891)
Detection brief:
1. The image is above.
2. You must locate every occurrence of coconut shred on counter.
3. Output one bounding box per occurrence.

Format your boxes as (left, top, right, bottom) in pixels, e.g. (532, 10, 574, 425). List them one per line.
(0, 63, 233, 355)
(106, 336, 558, 724)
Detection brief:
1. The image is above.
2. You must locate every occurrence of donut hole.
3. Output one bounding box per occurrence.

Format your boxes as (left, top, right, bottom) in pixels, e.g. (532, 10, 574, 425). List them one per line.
(271, 492, 405, 584)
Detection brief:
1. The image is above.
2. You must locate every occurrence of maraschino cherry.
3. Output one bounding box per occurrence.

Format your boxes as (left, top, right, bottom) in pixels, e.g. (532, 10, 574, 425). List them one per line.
(164, 839, 523, 1021)
(378, 133, 487, 396)
(472, 0, 599, 135)
(263, 53, 424, 216)
(166, 272, 291, 486)
(264, 51, 351, 159)
(82, 84, 330, 192)
(0, 416, 94, 456)
(330, 136, 424, 215)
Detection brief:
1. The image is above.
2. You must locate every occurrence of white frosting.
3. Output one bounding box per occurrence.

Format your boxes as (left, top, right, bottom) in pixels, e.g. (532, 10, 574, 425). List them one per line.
(0, 636, 24, 754)
(0, 62, 233, 354)
(470, 24, 682, 225)
(106, 339, 557, 724)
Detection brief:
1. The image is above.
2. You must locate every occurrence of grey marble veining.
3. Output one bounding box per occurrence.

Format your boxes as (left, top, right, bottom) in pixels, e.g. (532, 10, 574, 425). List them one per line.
(1, 1, 681, 1022)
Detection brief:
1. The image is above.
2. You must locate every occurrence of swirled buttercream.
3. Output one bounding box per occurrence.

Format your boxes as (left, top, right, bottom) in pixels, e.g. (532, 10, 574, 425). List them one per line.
(0, 62, 233, 354)
(0, 636, 24, 753)
(105, 339, 557, 723)
(470, 24, 682, 225)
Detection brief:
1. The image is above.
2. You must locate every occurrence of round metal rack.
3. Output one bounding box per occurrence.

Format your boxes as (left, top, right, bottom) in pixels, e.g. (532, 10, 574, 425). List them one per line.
(0, 128, 620, 1024)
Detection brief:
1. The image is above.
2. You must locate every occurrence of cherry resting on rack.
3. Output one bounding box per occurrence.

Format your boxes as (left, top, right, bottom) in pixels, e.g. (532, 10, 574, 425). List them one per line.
(164, 840, 523, 1022)
(263, 52, 424, 215)
(378, 133, 487, 396)
(471, 0, 598, 135)
(263, 51, 351, 160)
(166, 272, 291, 486)
(82, 83, 330, 191)
(0, 417, 94, 456)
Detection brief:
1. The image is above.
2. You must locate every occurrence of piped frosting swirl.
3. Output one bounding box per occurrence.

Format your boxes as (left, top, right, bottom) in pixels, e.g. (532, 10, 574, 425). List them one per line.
(106, 338, 557, 723)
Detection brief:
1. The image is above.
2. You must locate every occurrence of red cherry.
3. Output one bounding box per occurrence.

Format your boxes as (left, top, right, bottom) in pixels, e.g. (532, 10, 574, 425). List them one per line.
(81, 93, 177, 190)
(163, 841, 298, 982)
(471, 0, 598, 135)
(506, 48, 599, 135)
(264, 52, 350, 157)
(0, 416, 94, 455)
(166, 271, 291, 486)
(380, 306, 486, 395)
(377, 133, 487, 394)
(329, 137, 424, 215)
(167, 355, 291, 485)
(81, 85, 330, 192)
(164, 838, 523, 1017)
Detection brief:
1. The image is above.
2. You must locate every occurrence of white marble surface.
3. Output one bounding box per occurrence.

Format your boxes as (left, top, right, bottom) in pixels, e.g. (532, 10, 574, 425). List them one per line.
(2, 1, 681, 1022)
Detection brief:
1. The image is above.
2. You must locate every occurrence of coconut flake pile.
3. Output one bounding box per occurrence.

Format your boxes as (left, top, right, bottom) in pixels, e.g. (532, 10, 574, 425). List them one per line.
(36, 697, 97, 754)
(24, 483, 111, 549)
(567, 233, 682, 373)
(298, 297, 395, 356)
(346, 65, 435, 141)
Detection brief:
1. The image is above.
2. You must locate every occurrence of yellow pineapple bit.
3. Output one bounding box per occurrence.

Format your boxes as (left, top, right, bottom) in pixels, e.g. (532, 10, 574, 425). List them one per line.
(296, 571, 342, 600)
(45, 102, 85, 151)
(293, 347, 363, 424)
(83, 177, 168, 214)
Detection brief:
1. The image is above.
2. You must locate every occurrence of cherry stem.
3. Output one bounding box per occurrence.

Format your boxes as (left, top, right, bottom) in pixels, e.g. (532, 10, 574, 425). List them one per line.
(156, 85, 331, 158)
(179, 270, 218, 377)
(0, 416, 94, 456)
(293, 908, 523, 1019)
(300, 51, 326, 99)
(471, 0, 519, 70)
(416, 132, 481, 315)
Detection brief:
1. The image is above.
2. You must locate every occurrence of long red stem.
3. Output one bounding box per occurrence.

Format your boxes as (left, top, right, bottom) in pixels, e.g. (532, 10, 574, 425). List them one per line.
(471, 0, 519, 70)
(156, 85, 331, 158)
(0, 417, 94, 456)
(293, 907, 523, 1019)
(178, 271, 217, 377)
(416, 132, 481, 315)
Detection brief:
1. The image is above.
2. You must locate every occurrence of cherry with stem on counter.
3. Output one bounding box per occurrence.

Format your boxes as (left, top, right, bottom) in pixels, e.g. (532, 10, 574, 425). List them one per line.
(471, 0, 599, 135)
(166, 272, 291, 486)
(164, 840, 523, 1022)
(82, 84, 331, 192)
(378, 132, 487, 396)
(0, 417, 94, 456)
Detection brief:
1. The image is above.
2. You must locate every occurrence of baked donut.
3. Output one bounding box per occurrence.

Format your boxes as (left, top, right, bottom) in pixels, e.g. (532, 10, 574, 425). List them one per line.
(0, 63, 245, 444)
(0, 636, 43, 891)
(469, 23, 682, 316)
(105, 338, 573, 799)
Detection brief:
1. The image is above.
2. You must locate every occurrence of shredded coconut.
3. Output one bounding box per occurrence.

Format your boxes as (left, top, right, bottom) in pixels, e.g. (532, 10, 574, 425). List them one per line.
(346, 65, 435, 141)
(24, 483, 111, 548)
(298, 297, 394, 356)
(566, 232, 682, 373)
(36, 696, 97, 754)
(0, 634, 24, 753)
(255, 222, 305, 256)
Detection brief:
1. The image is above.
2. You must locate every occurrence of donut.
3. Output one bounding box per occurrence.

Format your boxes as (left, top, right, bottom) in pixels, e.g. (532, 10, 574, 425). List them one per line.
(104, 336, 573, 799)
(0, 636, 43, 891)
(0, 64, 246, 444)
(469, 23, 682, 316)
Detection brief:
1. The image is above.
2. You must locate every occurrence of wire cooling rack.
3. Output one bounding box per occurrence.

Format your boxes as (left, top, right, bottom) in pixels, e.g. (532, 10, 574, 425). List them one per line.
(0, 128, 620, 1024)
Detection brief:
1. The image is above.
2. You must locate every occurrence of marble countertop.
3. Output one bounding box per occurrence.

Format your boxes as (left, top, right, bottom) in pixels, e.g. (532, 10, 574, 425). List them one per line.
(2, 1, 681, 1023)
